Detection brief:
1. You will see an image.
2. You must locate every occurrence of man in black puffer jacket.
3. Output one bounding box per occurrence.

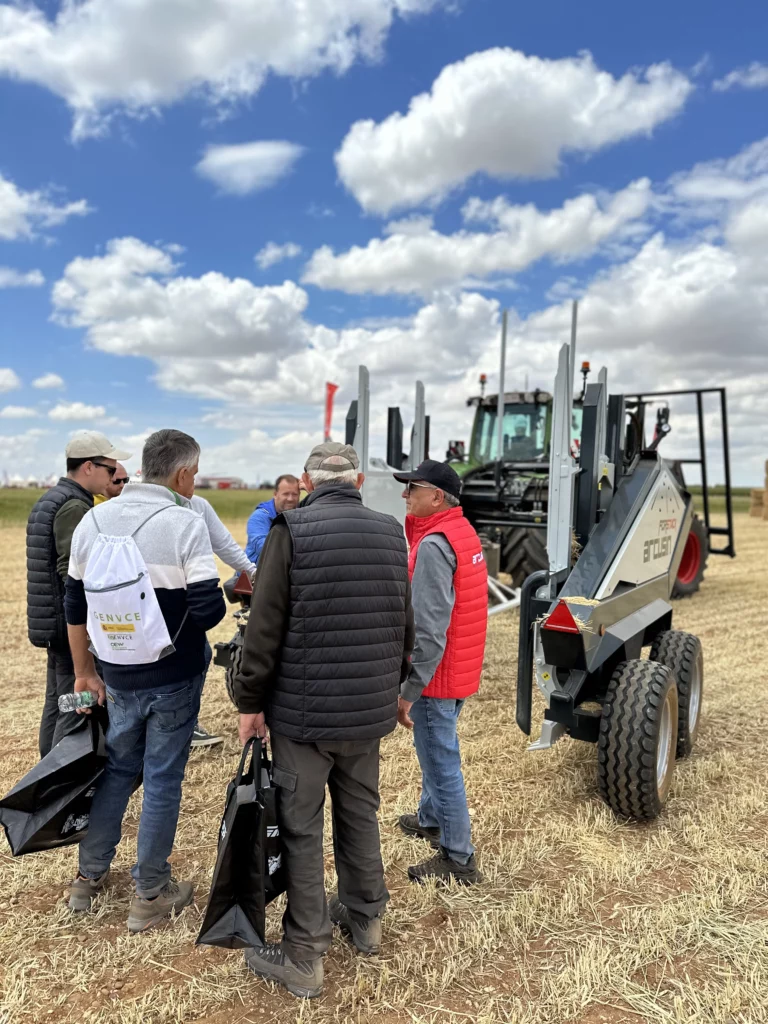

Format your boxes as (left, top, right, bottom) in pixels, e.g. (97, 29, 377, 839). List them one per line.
(26, 430, 131, 756)
(235, 442, 414, 1000)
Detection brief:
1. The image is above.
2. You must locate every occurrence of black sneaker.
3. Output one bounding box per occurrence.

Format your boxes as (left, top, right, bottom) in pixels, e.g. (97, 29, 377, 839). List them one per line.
(398, 813, 440, 847)
(191, 723, 223, 748)
(408, 851, 483, 886)
(244, 944, 323, 999)
(329, 895, 382, 955)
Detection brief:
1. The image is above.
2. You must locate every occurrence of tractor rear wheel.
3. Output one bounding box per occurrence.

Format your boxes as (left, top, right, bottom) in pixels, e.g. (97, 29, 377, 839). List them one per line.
(597, 660, 678, 820)
(502, 528, 548, 587)
(672, 515, 708, 598)
(224, 629, 244, 708)
(649, 631, 703, 758)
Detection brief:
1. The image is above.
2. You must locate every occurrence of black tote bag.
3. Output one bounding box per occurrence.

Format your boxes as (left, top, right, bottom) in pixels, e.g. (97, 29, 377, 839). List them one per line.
(196, 739, 287, 949)
(0, 710, 108, 856)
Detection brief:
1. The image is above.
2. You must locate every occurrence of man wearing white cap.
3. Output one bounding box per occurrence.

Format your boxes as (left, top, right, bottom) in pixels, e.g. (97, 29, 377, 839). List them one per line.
(26, 430, 131, 757)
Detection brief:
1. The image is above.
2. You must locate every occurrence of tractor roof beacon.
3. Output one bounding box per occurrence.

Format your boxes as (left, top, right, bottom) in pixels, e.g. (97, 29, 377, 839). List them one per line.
(515, 337, 721, 821)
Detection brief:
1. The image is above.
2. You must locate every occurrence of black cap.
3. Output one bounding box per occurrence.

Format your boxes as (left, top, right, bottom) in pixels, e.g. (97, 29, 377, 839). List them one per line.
(393, 459, 462, 499)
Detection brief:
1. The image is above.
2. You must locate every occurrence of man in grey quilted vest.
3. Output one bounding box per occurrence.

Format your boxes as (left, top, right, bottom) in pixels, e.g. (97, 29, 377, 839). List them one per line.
(235, 442, 414, 999)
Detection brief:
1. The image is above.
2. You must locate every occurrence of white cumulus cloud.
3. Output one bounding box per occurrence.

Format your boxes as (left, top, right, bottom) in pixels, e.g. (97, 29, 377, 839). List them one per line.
(335, 48, 693, 214)
(714, 63, 768, 92)
(255, 241, 303, 270)
(0, 405, 37, 418)
(0, 172, 91, 241)
(32, 373, 65, 389)
(196, 141, 305, 196)
(304, 179, 652, 295)
(0, 368, 21, 392)
(0, 0, 444, 139)
(52, 237, 312, 359)
(0, 267, 45, 288)
(49, 401, 107, 421)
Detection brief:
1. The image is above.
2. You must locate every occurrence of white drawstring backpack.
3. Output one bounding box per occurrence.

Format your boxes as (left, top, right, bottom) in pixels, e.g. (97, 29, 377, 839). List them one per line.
(83, 506, 188, 665)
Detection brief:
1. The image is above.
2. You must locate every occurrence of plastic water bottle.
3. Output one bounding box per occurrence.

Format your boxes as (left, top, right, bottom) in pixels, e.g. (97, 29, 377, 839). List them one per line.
(58, 691, 98, 713)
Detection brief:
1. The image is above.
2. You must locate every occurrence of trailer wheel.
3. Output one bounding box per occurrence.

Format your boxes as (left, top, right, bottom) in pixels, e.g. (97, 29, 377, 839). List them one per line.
(502, 528, 548, 587)
(597, 660, 678, 821)
(224, 630, 243, 708)
(649, 631, 703, 758)
(672, 515, 708, 599)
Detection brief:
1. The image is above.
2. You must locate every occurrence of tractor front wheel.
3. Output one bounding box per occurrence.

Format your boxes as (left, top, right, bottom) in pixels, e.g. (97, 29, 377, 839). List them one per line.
(597, 660, 678, 820)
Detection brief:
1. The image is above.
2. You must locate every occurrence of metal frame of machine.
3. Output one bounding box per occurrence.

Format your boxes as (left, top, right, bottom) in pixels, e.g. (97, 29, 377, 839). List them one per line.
(515, 336, 706, 820)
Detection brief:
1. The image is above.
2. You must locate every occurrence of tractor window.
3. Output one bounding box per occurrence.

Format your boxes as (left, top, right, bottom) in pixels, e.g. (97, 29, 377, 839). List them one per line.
(571, 407, 583, 444)
(475, 404, 547, 462)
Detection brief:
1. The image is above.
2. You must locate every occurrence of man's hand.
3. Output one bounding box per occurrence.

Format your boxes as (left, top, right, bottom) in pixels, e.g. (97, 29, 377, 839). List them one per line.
(74, 673, 105, 713)
(398, 696, 414, 730)
(239, 712, 268, 746)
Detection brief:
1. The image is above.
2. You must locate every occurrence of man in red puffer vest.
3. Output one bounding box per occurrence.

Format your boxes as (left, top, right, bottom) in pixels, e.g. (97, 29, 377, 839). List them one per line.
(392, 460, 487, 885)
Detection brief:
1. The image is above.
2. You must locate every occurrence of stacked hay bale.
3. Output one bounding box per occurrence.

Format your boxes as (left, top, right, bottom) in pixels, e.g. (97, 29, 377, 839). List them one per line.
(751, 488, 765, 517)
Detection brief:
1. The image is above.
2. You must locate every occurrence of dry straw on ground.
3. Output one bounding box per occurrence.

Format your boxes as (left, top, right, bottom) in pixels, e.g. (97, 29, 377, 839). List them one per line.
(0, 514, 767, 1024)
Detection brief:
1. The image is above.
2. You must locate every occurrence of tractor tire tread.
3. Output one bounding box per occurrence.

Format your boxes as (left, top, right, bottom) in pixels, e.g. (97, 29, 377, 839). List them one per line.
(649, 630, 703, 759)
(597, 659, 677, 821)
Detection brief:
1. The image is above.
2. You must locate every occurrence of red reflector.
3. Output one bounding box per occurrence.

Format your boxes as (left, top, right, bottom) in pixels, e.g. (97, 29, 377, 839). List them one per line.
(232, 571, 253, 596)
(543, 600, 580, 634)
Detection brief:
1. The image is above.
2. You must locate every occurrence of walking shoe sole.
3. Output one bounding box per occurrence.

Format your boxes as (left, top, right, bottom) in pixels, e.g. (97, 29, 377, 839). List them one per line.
(127, 891, 194, 933)
(191, 736, 224, 748)
(397, 821, 440, 847)
(246, 962, 322, 999)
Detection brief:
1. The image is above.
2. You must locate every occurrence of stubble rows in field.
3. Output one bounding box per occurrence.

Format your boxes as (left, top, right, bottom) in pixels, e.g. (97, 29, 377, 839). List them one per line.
(0, 515, 766, 1024)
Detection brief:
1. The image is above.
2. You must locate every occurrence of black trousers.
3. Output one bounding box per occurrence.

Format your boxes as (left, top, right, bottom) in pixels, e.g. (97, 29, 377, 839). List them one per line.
(270, 732, 389, 962)
(39, 642, 86, 758)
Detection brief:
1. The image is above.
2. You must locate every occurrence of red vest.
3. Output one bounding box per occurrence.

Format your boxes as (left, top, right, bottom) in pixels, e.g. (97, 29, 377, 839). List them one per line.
(406, 508, 488, 700)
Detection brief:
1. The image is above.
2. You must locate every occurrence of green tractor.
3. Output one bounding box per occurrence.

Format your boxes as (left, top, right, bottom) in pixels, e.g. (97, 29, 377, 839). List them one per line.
(446, 368, 730, 597)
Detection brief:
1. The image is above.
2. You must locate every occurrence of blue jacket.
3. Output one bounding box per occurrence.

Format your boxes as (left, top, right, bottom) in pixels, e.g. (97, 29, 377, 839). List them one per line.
(245, 498, 277, 564)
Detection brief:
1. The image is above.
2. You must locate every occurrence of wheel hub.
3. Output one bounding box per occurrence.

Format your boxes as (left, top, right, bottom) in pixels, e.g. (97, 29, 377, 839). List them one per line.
(656, 688, 675, 793)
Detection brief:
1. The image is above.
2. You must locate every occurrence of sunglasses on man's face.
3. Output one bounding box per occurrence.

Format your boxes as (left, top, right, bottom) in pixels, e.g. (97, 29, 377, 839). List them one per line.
(91, 461, 116, 477)
(405, 480, 437, 495)
(112, 476, 130, 486)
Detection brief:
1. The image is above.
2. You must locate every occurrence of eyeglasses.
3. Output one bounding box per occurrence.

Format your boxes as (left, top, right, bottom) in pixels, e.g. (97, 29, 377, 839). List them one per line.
(112, 476, 130, 486)
(404, 480, 437, 495)
(91, 461, 116, 477)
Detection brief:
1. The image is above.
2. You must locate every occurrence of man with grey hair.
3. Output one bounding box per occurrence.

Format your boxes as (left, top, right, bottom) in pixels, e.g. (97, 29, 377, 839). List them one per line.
(234, 442, 414, 999)
(63, 429, 226, 932)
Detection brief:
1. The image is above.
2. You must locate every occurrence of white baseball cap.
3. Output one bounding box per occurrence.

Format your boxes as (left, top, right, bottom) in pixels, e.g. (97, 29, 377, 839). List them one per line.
(65, 430, 132, 461)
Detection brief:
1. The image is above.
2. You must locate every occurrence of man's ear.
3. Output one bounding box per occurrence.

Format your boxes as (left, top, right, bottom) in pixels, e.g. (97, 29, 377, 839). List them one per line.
(302, 471, 314, 493)
(355, 473, 365, 491)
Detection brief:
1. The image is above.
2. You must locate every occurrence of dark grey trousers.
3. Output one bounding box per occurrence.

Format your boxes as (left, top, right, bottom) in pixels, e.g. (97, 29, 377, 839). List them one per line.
(39, 643, 84, 758)
(269, 733, 389, 962)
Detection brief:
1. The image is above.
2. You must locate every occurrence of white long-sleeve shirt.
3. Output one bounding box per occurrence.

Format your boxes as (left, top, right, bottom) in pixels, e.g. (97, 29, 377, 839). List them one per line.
(190, 495, 256, 575)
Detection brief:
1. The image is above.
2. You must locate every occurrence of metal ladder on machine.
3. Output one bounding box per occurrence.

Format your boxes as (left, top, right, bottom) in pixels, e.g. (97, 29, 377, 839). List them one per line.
(346, 364, 521, 617)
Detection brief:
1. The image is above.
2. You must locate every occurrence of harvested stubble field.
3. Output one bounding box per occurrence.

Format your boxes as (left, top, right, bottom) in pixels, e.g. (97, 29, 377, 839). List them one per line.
(0, 510, 767, 1024)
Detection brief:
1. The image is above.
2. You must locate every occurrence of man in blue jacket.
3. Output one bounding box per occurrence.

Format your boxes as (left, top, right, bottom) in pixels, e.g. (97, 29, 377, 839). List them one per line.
(245, 474, 300, 564)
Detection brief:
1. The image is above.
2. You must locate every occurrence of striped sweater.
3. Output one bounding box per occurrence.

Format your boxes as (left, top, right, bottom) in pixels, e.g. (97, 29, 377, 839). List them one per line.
(65, 483, 226, 690)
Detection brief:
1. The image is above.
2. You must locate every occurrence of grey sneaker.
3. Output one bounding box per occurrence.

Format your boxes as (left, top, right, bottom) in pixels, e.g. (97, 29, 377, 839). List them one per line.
(329, 895, 381, 955)
(244, 944, 323, 999)
(191, 723, 224, 748)
(68, 869, 110, 912)
(127, 878, 194, 933)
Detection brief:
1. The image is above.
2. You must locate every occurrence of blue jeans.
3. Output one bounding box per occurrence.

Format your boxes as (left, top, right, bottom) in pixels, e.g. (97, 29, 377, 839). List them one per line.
(79, 675, 203, 897)
(410, 697, 475, 865)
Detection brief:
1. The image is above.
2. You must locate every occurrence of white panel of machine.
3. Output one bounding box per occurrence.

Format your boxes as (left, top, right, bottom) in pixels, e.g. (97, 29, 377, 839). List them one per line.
(363, 463, 406, 529)
(596, 466, 687, 599)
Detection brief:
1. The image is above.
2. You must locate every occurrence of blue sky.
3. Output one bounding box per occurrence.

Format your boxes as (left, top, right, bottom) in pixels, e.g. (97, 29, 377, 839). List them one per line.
(1, 0, 766, 485)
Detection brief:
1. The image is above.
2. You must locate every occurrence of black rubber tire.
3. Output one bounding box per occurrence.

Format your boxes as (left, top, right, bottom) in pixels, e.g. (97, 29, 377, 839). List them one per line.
(224, 630, 243, 708)
(597, 660, 679, 821)
(671, 515, 708, 599)
(649, 631, 704, 759)
(502, 528, 548, 587)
